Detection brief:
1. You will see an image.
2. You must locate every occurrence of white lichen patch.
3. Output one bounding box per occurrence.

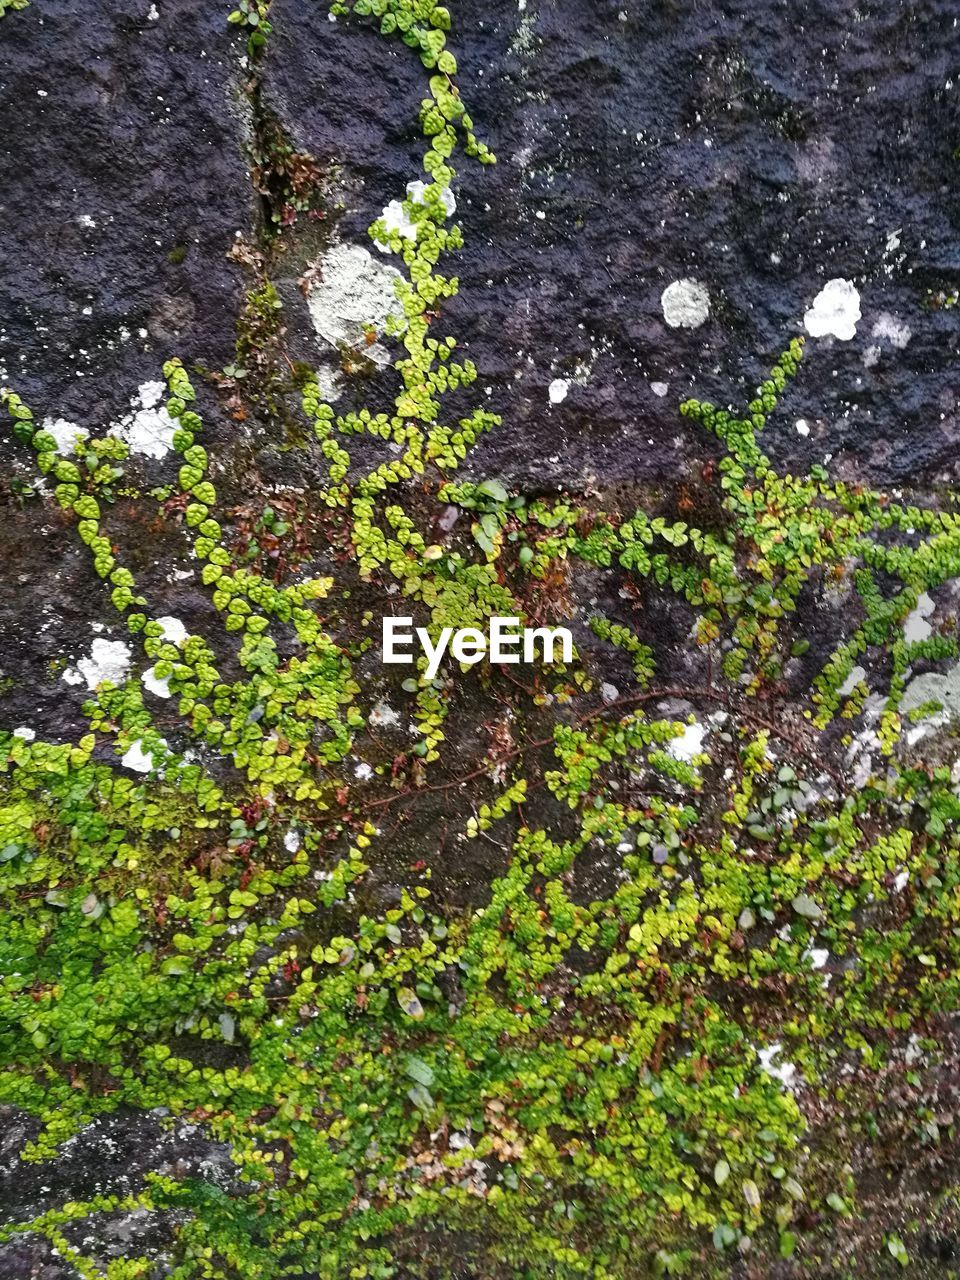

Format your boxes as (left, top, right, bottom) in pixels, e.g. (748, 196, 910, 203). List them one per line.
(381, 199, 418, 242)
(63, 638, 132, 691)
(667, 720, 706, 762)
(41, 417, 90, 455)
(904, 592, 935, 644)
(157, 615, 188, 645)
(757, 1042, 798, 1090)
(650, 381, 669, 398)
(12, 726, 36, 742)
(379, 180, 455, 247)
(121, 740, 156, 773)
(795, 418, 810, 437)
(315, 363, 342, 404)
(902, 662, 960, 742)
(110, 382, 177, 460)
(137, 380, 166, 409)
(141, 667, 171, 699)
(306, 242, 402, 364)
(882, 228, 907, 277)
(838, 664, 866, 698)
(546, 349, 601, 406)
(124, 408, 177, 459)
(369, 699, 401, 730)
(843, 692, 885, 789)
(803, 278, 861, 341)
(660, 278, 710, 329)
(872, 311, 911, 349)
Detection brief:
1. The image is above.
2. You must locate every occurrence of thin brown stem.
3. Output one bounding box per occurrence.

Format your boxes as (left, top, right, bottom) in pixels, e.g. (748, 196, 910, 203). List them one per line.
(354, 683, 841, 816)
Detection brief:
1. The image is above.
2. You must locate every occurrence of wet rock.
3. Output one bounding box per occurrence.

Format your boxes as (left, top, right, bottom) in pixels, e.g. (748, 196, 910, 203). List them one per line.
(0, 0, 252, 430)
(264, 0, 960, 489)
(1, 2, 960, 1264)
(0, 1106, 235, 1277)
(0, 0, 252, 745)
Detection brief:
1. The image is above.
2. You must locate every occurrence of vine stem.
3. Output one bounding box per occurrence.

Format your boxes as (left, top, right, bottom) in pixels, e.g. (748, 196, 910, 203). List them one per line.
(355, 683, 842, 816)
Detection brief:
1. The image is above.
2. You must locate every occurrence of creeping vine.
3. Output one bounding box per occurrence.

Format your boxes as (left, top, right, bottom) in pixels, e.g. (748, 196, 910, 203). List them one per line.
(2, 2, 960, 1278)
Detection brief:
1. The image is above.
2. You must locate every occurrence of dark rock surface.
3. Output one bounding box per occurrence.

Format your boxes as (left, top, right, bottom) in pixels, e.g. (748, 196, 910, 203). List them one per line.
(3, 0, 958, 488)
(0, 0, 253, 746)
(0, 1106, 235, 1278)
(0, 0, 251, 430)
(2, 0, 960, 1270)
(266, 0, 960, 489)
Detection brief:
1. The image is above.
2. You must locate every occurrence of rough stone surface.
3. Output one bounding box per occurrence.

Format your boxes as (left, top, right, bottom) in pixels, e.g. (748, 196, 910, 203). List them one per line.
(266, 0, 960, 488)
(0, 0, 254, 749)
(0, 0, 251, 428)
(0, 1106, 235, 1278)
(3, 0, 960, 1270)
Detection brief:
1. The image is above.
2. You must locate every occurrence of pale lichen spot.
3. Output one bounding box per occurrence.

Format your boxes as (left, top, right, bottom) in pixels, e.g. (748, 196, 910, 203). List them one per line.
(305, 243, 402, 367)
(141, 666, 171, 699)
(902, 661, 960, 742)
(838, 664, 866, 697)
(757, 1042, 798, 1090)
(369, 700, 401, 730)
(803, 278, 861, 341)
(379, 181, 455, 249)
(120, 740, 155, 773)
(904, 592, 935, 643)
(660, 278, 710, 329)
(667, 720, 706, 762)
(109, 382, 176, 460)
(872, 311, 911, 349)
(157, 615, 188, 645)
(63, 638, 133, 691)
(315, 363, 342, 404)
(42, 417, 90, 456)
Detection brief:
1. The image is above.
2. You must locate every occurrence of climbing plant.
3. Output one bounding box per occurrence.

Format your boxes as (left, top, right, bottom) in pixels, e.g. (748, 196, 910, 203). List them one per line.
(2, 1, 960, 1277)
